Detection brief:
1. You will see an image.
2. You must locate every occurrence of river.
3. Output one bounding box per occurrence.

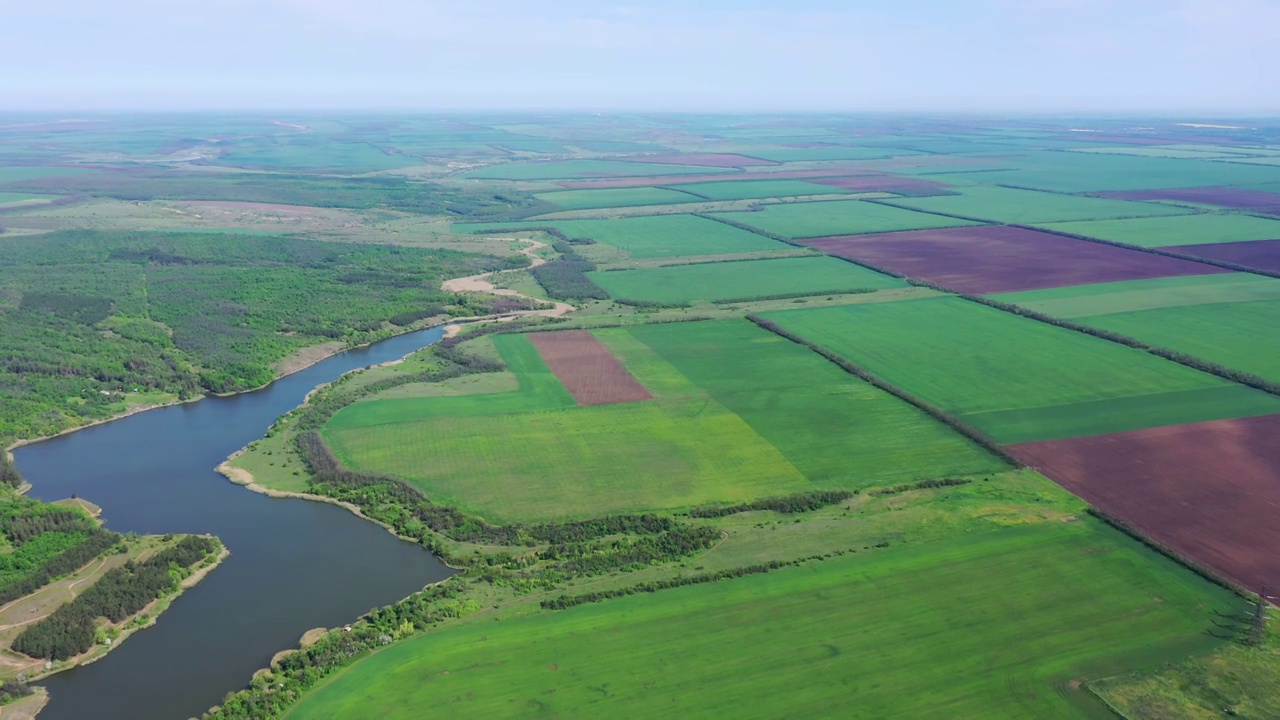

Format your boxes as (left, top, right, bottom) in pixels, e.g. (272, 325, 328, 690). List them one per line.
(13, 326, 455, 720)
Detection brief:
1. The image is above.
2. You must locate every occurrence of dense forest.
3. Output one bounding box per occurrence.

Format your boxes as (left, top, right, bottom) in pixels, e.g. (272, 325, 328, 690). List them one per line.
(0, 496, 120, 607)
(0, 230, 525, 442)
(13, 535, 220, 661)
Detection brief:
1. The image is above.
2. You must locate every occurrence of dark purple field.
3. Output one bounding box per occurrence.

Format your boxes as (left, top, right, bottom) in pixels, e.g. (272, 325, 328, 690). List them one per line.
(1160, 238, 1280, 273)
(802, 225, 1228, 294)
(1100, 186, 1280, 216)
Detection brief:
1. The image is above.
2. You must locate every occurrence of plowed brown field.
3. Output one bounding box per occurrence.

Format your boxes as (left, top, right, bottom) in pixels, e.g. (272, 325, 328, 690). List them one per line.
(1160, 238, 1280, 273)
(1010, 414, 1280, 594)
(1101, 187, 1280, 216)
(528, 330, 651, 406)
(802, 225, 1227, 294)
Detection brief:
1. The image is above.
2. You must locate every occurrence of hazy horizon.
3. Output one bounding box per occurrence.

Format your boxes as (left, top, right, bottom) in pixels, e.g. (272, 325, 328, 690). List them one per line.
(3, 0, 1278, 113)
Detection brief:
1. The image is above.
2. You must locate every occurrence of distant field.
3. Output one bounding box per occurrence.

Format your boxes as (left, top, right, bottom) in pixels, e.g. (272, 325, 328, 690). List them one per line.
(323, 321, 1004, 522)
(532, 186, 702, 211)
(994, 275, 1280, 384)
(1100, 186, 1280, 216)
(0, 167, 90, 184)
(1037, 213, 1280, 247)
(288, 520, 1240, 720)
(667, 179, 851, 200)
(746, 145, 921, 162)
(0, 192, 59, 207)
(587, 256, 905, 304)
(762, 297, 1280, 443)
(881, 185, 1191, 223)
(952, 152, 1280, 193)
(802, 225, 1226, 294)
(808, 174, 954, 196)
(456, 214, 789, 259)
(1166, 238, 1280, 273)
(618, 153, 776, 168)
(465, 159, 734, 180)
(216, 141, 421, 172)
(714, 199, 981, 239)
(992, 273, 1280, 317)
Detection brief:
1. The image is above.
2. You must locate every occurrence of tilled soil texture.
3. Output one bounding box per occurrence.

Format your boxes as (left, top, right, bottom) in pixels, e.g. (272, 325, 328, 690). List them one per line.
(527, 330, 652, 406)
(809, 175, 954, 197)
(555, 167, 881, 190)
(1100, 187, 1280, 216)
(802, 225, 1228, 294)
(1010, 413, 1280, 594)
(1160, 238, 1280, 274)
(617, 153, 778, 168)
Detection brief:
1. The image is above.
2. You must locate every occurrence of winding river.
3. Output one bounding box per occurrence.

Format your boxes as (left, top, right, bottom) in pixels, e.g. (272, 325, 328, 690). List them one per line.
(14, 326, 455, 720)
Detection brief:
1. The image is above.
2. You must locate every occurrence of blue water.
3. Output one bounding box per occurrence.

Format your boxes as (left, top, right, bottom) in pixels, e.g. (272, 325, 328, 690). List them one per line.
(14, 326, 454, 720)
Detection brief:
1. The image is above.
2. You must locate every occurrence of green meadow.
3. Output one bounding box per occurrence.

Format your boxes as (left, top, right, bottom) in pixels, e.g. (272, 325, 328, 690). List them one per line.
(715, 199, 981, 239)
(882, 184, 1191, 223)
(322, 321, 1004, 522)
(456, 214, 790, 258)
(587, 256, 905, 304)
(288, 520, 1241, 720)
(762, 296, 1280, 443)
(1036, 213, 1280, 248)
(997, 276, 1280, 386)
(465, 159, 732, 180)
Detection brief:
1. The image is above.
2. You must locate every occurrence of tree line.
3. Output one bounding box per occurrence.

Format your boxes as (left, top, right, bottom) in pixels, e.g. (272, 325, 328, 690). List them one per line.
(687, 490, 855, 518)
(530, 241, 609, 301)
(13, 536, 219, 661)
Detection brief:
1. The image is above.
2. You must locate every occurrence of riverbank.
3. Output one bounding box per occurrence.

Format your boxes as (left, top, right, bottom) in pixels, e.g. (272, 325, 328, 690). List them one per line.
(0, 538, 227, 688)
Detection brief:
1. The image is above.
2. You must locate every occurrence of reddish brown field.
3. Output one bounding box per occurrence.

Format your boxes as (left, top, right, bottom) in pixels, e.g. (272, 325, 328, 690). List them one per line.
(1100, 187, 1280, 216)
(1009, 414, 1280, 594)
(618, 153, 777, 168)
(527, 330, 651, 406)
(555, 166, 881, 190)
(1161, 238, 1280, 273)
(801, 225, 1227, 294)
(809, 175, 953, 196)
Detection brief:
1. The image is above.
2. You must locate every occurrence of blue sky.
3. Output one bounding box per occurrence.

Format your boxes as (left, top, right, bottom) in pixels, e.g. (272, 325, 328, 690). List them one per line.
(2, 0, 1277, 112)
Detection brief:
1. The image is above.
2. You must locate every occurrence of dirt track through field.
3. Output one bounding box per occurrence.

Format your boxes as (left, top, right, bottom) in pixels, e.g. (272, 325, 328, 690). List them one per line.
(1009, 413, 1280, 594)
(528, 330, 652, 406)
(803, 225, 1228, 294)
(439, 239, 574, 337)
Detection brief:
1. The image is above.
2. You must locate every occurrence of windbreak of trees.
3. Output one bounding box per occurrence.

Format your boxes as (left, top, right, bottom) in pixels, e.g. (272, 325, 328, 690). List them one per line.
(529, 242, 608, 301)
(869, 478, 971, 497)
(13, 536, 219, 661)
(687, 490, 855, 518)
(0, 455, 23, 489)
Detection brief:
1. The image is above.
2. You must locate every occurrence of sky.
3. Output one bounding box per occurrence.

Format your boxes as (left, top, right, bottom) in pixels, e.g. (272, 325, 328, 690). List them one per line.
(2, 0, 1278, 113)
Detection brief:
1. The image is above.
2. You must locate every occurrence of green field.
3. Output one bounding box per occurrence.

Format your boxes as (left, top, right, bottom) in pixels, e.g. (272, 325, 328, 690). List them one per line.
(1036, 213, 1280, 248)
(882, 185, 1192, 223)
(288, 520, 1241, 720)
(456, 214, 790, 259)
(588, 256, 905, 304)
(667, 179, 851, 200)
(714, 199, 981, 239)
(465, 159, 734, 180)
(0, 192, 59, 207)
(215, 141, 421, 172)
(745, 145, 920, 162)
(762, 296, 1280, 443)
(532, 186, 703, 210)
(322, 321, 1005, 522)
(991, 273, 1280, 318)
(996, 276, 1280, 387)
(956, 151, 1280, 193)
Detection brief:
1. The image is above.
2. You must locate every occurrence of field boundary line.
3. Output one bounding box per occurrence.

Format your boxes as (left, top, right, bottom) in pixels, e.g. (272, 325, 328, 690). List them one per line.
(744, 314, 1022, 468)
